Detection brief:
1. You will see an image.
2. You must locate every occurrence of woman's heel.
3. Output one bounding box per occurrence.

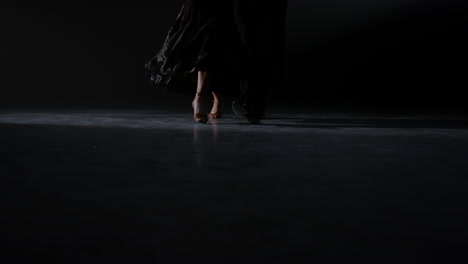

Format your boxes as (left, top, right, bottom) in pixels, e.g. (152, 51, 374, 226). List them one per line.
(192, 93, 208, 124)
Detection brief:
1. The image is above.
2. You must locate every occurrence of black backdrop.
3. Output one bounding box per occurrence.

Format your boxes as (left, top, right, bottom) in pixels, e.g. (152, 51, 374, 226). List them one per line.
(1, 0, 466, 112)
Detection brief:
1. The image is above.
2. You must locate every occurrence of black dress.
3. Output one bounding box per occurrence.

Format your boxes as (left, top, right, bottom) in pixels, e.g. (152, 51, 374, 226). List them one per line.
(145, 0, 241, 95)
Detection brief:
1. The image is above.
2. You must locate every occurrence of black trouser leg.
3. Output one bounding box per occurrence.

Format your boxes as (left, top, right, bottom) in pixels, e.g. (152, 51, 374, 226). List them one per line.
(243, 58, 275, 118)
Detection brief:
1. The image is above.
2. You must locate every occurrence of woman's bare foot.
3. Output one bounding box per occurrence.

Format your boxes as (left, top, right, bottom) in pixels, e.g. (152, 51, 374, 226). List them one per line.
(192, 93, 208, 124)
(209, 92, 223, 119)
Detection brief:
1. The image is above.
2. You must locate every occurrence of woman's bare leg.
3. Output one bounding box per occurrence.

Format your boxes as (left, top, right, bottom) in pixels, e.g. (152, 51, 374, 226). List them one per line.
(192, 71, 212, 123)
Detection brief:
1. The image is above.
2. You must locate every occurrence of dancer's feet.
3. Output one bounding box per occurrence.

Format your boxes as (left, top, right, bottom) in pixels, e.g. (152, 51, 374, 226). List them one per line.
(192, 93, 208, 124)
(232, 100, 265, 124)
(246, 113, 262, 124)
(209, 99, 223, 119)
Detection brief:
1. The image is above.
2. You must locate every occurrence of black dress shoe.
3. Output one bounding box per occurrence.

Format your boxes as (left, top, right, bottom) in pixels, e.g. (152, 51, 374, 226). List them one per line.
(232, 100, 248, 117)
(247, 116, 261, 124)
(233, 100, 265, 124)
(245, 110, 263, 124)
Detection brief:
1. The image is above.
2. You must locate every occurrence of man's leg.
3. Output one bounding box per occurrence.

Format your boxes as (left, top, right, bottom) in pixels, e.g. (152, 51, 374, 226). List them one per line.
(237, 0, 286, 123)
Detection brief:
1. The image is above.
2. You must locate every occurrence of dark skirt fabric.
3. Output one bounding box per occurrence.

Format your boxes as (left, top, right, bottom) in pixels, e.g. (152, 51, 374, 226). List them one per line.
(145, 0, 242, 95)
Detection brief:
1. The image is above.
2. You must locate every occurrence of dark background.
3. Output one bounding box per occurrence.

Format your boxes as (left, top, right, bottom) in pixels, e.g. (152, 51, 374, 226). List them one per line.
(1, 0, 466, 113)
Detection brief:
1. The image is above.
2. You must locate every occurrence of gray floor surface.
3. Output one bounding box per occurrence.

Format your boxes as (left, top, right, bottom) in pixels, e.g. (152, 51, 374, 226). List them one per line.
(1, 108, 467, 263)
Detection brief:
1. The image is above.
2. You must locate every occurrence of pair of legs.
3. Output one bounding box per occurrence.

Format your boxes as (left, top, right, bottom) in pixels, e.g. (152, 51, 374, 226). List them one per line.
(192, 71, 223, 123)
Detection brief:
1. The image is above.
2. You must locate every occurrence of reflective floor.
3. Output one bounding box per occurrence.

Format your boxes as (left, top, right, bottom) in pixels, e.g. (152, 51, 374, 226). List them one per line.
(1, 108, 467, 263)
